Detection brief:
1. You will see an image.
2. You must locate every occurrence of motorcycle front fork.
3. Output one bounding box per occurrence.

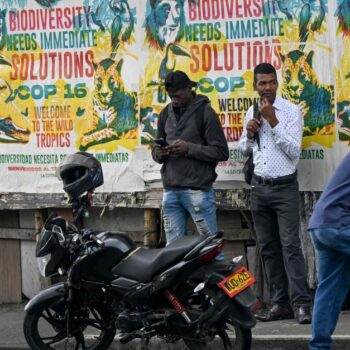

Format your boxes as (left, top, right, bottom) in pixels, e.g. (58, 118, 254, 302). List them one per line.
(64, 288, 86, 349)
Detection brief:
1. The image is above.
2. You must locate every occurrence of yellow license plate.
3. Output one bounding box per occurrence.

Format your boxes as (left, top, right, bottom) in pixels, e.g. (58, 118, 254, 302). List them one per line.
(218, 267, 256, 298)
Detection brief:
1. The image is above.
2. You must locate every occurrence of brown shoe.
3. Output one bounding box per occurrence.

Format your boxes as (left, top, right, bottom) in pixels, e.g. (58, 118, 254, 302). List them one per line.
(294, 305, 312, 324)
(255, 304, 294, 322)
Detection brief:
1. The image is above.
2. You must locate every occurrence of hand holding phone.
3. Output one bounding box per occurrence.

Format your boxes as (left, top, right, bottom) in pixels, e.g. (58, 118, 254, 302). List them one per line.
(167, 139, 189, 155)
(155, 138, 169, 148)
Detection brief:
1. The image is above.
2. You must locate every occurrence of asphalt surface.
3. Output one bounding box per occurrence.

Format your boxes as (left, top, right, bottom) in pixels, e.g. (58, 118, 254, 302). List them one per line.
(0, 302, 349, 349)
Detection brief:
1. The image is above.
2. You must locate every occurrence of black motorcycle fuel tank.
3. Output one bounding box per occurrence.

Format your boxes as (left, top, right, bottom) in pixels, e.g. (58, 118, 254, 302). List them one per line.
(70, 232, 135, 287)
(97, 232, 135, 254)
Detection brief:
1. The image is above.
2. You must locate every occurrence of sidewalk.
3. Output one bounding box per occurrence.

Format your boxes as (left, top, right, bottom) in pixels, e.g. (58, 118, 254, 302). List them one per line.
(0, 303, 349, 349)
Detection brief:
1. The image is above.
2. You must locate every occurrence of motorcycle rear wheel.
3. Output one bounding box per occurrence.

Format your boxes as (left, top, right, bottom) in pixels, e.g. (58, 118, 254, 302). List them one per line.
(23, 300, 116, 350)
(182, 287, 252, 350)
(184, 323, 251, 350)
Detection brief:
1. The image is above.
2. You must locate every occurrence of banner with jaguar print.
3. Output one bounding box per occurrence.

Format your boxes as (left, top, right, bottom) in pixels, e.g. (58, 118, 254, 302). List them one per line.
(0, 0, 348, 193)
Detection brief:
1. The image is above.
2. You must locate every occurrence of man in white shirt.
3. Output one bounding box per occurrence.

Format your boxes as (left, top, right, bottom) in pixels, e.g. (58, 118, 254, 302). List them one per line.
(239, 63, 312, 324)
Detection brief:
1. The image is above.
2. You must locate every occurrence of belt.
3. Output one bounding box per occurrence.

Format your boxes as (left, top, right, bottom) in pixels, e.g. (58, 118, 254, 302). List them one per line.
(253, 172, 297, 186)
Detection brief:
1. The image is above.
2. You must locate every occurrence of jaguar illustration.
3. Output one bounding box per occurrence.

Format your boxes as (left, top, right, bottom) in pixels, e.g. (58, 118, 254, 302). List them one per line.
(281, 49, 334, 137)
(79, 58, 137, 151)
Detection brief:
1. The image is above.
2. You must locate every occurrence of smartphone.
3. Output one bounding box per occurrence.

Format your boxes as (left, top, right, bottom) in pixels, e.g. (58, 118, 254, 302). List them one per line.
(155, 138, 168, 147)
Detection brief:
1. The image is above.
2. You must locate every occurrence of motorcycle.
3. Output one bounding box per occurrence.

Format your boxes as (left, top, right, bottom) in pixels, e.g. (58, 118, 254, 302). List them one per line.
(23, 152, 257, 350)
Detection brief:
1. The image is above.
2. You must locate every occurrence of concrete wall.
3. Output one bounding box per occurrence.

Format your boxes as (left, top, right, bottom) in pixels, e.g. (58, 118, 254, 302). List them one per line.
(0, 207, 255, 301)
(83, 207, 146, 243)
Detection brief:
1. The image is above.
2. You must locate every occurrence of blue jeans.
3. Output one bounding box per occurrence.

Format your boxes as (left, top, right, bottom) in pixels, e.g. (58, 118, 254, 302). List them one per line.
(162, 188, 224, 260)
(162, 188, 217, 242)
(309, 227, 350, 350)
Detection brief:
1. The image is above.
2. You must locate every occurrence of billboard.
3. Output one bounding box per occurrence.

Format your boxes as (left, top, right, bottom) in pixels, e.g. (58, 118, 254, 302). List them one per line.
(0, 0, 348, 192)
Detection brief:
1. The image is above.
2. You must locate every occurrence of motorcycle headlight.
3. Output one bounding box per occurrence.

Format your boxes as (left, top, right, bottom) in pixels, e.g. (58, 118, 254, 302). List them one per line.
(37, 253, 51, 277)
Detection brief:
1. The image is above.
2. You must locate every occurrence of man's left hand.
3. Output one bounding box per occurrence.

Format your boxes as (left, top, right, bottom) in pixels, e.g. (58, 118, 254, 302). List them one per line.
(259, 98, 279, 128)
(168, 139, 189, 155)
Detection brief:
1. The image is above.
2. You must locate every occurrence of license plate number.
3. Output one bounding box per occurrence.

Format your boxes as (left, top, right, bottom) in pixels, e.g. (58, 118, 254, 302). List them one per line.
(218, 267, 256, 298)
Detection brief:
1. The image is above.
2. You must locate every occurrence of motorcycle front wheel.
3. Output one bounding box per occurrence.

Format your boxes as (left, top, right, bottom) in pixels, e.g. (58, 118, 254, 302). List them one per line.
(181, 286, 252, 350)
(23, 299, 116, 350)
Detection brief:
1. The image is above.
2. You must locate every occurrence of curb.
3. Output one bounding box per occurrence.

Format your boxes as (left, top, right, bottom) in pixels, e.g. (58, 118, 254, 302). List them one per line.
(1, 336, 350, 350)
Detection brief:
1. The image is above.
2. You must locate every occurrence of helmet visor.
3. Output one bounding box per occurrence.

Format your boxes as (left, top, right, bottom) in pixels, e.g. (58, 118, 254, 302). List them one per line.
(56, 153, 95, 180)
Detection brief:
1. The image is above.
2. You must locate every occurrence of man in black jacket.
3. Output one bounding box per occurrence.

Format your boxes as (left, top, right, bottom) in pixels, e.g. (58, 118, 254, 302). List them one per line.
(152, 71, 229, 247)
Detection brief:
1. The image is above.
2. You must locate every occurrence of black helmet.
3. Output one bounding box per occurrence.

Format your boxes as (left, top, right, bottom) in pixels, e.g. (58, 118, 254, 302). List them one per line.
(57, 152, 103, 198)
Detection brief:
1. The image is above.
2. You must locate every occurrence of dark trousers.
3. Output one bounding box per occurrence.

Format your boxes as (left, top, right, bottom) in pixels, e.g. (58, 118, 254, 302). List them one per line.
(250, 175, 310, 307)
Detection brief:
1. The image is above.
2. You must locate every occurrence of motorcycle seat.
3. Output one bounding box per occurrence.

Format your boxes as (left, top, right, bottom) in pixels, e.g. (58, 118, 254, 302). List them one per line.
(112, 235, 207, 283)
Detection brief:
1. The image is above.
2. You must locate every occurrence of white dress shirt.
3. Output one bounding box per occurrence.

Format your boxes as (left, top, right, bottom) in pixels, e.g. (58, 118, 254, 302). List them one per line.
(238, 95, 303, 178)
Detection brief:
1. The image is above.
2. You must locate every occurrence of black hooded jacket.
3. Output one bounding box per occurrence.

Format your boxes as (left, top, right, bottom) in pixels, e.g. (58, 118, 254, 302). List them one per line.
(152, 94, 229, 191)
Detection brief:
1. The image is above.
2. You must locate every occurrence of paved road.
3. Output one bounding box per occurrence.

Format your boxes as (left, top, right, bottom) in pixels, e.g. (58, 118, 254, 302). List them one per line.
(0, 303, 349, 349)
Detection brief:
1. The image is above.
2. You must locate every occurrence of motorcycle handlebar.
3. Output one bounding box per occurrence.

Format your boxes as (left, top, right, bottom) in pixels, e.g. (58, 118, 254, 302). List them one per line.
(90, 234, 105, 247)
